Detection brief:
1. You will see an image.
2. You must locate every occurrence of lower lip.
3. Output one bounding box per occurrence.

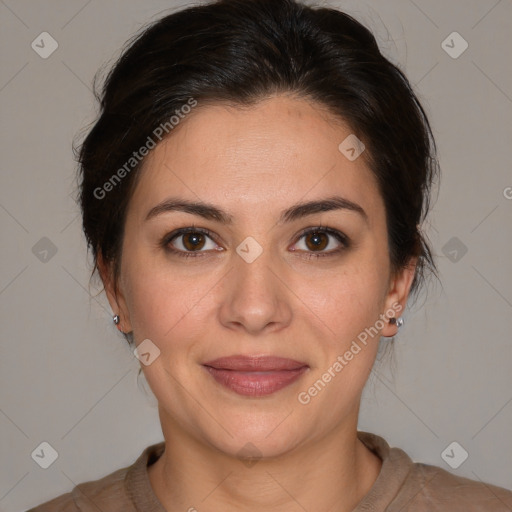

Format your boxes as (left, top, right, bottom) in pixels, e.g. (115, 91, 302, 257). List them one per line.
(203, 366, 308, 397)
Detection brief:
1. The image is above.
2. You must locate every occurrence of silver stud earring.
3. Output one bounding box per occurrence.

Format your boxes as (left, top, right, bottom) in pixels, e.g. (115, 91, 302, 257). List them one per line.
(389, 317, 404, 329)
(113, 314, 120, 325)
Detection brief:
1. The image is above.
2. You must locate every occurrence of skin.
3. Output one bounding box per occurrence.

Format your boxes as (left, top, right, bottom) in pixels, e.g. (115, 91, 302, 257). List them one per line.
(99, 94, 417, 512)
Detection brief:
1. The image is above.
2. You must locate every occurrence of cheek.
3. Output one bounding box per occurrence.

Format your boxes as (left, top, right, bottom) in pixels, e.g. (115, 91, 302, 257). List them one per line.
(128, 274, 197, 340)
(295, 269, 385, 410)
(123, 254, 219, 359)
(125, 268, 209, 399)
(300, 258, 386, 345)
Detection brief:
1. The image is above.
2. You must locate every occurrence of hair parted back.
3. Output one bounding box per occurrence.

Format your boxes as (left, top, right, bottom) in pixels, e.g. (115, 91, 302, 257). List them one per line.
(77, 0, 440, 345)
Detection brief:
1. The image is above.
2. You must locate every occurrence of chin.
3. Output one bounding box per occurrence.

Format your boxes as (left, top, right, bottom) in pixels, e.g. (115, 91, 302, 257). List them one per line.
(198, 411, 307, 461)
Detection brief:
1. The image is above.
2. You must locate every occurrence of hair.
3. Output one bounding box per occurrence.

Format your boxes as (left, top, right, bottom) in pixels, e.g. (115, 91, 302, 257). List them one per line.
(77, 0, 440, 347)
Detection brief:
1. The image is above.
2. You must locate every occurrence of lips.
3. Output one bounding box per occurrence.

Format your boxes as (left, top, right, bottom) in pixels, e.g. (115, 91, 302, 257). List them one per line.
(202, 355, 309, 397)
(203, 355, 307, 371)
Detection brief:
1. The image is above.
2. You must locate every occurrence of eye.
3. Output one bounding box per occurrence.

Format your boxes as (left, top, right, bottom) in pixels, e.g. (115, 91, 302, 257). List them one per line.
(291, 227, 349, 258)
(162, 225, 350, 259)
(163, 227, 220, 257)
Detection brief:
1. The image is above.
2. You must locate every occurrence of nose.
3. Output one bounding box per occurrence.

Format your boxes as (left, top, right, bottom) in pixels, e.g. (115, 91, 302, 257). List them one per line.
(218, 243, 293, 336)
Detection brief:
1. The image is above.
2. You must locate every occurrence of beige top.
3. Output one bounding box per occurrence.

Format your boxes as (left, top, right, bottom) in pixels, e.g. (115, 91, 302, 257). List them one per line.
(27, 431, 512, 511)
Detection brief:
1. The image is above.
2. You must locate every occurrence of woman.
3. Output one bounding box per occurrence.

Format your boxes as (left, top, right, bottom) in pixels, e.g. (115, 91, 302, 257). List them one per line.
(29, 0, 512, 510)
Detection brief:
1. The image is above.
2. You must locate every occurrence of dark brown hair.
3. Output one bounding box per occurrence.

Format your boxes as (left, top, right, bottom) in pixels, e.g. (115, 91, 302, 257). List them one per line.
(77, 0, 439, 345)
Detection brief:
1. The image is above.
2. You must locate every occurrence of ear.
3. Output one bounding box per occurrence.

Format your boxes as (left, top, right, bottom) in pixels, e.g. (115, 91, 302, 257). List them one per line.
(97, 253, 133, 334)
(380, 257, 418, 337)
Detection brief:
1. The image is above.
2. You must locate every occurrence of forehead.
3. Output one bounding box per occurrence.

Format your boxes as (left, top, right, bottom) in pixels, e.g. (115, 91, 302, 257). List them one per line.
(127, 95, 383, 226)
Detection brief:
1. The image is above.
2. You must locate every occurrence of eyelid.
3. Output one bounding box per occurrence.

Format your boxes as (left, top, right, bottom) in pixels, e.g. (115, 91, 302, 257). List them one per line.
(290, 226, 349, 255)
(162, 225, 349, 257)
(162, 227, 220, 255)
(293, 225, 348, 245)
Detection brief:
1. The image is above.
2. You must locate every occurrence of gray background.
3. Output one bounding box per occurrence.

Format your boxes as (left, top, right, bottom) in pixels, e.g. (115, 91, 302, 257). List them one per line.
(1, 0, 511, 510)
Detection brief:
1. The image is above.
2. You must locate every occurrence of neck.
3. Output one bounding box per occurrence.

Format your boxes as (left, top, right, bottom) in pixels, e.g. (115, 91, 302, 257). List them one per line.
(148, 412, 382, 512)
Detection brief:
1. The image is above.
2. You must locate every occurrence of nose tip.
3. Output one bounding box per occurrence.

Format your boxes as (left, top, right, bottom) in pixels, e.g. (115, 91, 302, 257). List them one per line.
(218, 247, 293, 335)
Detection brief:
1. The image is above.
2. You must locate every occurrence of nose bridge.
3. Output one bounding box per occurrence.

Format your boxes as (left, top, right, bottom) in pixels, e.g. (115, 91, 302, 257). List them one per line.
(233, 236, 279, 301)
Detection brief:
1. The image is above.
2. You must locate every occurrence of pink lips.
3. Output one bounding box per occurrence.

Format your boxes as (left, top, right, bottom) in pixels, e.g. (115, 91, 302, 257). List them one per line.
(202, 355, 309, 397)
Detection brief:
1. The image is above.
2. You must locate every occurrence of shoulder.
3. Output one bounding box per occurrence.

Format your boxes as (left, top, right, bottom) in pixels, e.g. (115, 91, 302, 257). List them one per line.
(25, 466, 130, 512)
(357, 431, 512, 511)
(393, 460, 512, 511)
(25, 441, 166, 512)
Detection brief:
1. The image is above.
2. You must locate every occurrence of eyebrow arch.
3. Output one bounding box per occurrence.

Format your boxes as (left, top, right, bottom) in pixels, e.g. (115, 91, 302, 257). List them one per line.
(145, 196, 368, 225)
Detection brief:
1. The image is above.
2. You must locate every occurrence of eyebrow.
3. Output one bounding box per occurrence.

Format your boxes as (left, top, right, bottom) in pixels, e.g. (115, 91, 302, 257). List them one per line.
(145, 195, 368, 225)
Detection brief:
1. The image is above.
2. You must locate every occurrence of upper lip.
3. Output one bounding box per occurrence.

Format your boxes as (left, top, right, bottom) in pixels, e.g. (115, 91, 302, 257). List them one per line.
(203, 355, 308, 371)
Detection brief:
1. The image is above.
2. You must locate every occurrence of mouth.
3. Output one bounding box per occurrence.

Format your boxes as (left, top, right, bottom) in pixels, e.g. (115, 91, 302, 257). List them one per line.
(202, 355, 309, 397)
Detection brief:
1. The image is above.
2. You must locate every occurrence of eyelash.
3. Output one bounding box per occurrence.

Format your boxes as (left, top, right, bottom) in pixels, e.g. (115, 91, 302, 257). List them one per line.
(161, 225, 350, 259)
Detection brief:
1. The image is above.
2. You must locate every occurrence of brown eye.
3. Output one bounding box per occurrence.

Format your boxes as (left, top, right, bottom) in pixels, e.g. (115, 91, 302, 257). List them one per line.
(305, 231, 329, 251)
(166, 228, 218, 255)
(182, 232, 206, 251)
(292, 227, 349, 257)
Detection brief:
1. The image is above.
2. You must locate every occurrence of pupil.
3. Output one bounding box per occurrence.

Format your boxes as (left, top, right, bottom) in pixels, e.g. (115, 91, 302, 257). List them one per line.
(307, 232, 327, 251)
(185, 233, 204, 250)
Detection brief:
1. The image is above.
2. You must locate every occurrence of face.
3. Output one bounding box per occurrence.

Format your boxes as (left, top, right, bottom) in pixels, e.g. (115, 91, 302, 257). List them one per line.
(101, 94, 415, 458)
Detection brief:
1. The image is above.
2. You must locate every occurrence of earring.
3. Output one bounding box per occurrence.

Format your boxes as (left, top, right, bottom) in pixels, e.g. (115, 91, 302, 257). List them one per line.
(113, 314, 120, 325)
(389, 317, 404, 329)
